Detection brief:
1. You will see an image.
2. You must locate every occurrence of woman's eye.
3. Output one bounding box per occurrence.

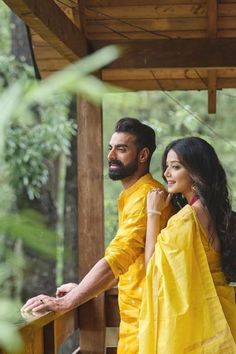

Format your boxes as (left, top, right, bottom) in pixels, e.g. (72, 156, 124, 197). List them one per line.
(172, 165, 180, 170)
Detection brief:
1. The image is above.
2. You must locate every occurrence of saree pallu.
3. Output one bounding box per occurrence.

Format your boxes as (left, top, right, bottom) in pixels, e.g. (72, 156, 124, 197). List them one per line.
(139, 205, 236, 354)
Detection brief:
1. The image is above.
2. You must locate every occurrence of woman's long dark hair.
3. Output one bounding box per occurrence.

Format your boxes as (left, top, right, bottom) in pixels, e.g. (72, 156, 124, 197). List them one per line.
(161, 136, 236, 283)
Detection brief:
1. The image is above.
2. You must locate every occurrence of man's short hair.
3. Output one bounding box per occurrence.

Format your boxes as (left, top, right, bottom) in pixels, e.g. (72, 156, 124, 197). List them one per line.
(115, 117, 156, 160)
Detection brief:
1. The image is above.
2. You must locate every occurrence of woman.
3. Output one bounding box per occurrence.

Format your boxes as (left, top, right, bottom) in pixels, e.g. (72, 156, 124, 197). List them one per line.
(139, 137, 236, 353)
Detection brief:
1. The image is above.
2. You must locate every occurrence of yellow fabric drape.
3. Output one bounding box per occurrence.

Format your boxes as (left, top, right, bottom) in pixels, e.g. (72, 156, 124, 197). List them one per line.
(139, 205, 236, 354)
(105, 173, 172, 354)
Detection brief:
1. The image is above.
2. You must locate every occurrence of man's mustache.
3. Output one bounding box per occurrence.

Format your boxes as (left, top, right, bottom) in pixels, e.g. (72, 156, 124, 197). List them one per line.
(109, 160, 123, 167)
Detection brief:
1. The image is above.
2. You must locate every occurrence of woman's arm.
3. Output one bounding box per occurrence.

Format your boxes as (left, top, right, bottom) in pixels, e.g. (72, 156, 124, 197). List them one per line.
(145, 189, 171, 267)
(145, 212, 162, 267)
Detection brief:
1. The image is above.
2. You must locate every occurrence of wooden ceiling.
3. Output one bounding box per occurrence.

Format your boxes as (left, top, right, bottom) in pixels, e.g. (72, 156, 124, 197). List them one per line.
(3, 0, 236, 112)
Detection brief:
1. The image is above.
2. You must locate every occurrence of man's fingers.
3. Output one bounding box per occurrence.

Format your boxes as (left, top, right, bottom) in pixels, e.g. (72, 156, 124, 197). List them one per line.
(32, 302, 50, 313)
(21, 295, 49, 312)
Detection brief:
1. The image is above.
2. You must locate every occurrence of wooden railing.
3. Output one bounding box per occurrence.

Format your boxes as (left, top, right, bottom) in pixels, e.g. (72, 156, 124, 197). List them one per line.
(1, 288, 119, 354)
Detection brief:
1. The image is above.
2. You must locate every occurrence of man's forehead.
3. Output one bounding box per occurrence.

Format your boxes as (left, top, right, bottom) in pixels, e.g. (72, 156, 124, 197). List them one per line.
(109, 132, 136, 145)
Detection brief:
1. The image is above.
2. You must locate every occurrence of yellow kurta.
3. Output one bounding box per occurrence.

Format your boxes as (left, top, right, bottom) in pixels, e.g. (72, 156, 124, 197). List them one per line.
(104, 173, 172, 354)
(139, 205, 236, 354)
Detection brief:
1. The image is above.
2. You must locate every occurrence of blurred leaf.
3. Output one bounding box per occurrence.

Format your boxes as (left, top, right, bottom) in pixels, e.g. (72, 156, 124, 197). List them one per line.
(0, 209, 56, 258)
(0, 299, 23, 353)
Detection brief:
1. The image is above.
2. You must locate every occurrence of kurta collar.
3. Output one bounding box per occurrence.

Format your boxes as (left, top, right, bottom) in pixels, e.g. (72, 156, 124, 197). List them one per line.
(120, 173, 153, 199)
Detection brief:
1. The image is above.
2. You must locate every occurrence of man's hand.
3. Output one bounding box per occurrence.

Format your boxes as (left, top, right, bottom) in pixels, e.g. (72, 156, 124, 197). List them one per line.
(56, 282, 78, 298)
(21, 258, 115, 314)
(21, 294, 67, 313)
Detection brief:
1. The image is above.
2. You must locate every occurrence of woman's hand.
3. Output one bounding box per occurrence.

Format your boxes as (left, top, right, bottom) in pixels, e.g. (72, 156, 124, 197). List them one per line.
(147, 188, 171, 214)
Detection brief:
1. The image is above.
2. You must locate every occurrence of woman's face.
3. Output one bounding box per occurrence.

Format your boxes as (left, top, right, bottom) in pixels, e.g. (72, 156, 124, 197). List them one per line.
(164, 149, 194, 201)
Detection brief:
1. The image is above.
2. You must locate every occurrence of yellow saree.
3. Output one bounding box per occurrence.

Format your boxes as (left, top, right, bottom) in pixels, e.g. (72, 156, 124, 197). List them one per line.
(139, 205, 236, 354)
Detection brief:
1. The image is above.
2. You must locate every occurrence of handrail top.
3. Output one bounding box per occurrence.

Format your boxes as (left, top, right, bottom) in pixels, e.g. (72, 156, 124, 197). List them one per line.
(18, 307, 78, 330)
(17, 288, 118, 330)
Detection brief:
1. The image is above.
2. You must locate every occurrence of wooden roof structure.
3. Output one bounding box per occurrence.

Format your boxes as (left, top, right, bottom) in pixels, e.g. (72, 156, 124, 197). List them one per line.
(2, 1, 236, 353)
(3, 0, 236, 113)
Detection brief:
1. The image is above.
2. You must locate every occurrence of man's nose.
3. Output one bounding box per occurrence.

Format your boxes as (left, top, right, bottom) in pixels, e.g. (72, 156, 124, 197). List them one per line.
(108, 148, 115, 161)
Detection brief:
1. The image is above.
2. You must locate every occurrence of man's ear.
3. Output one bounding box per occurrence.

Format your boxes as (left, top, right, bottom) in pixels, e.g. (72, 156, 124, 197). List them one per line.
(139, 147, 150, 163)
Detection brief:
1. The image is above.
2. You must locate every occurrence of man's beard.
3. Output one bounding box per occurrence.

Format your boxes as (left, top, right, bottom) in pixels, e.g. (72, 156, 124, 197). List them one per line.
(108, 158, 139, 180)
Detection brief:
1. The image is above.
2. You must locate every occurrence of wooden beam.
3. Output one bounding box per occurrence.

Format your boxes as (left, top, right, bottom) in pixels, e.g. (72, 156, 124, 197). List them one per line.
(86, 0, 206, 6)
(101, 78, 236, 91)
(2, 0, 87, 61)
(93, 38, 236, 69)
(77, 98, 105, 354)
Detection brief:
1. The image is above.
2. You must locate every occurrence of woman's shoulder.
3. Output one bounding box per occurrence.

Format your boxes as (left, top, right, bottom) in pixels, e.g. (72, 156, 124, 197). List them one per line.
(159, 205, 198, 248)
(169, 204, 194, 222)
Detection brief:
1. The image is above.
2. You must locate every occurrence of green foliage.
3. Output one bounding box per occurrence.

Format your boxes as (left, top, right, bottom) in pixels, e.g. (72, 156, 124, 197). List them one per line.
(0, 47, 122, 200)
(0, 1, 10, 55)
(0, 298, 23, 353)
(0, 44, 122, 353)
(5, 98, 76, 199)
(0, 209, 57, 259)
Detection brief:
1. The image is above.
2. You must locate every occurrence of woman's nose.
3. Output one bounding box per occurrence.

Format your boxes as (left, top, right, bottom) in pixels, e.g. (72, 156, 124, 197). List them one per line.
(164, 168, 170, 178)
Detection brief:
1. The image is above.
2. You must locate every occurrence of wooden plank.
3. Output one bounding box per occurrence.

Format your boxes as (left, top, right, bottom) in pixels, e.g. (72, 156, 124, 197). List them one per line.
(44, 322, 54, 354)
(33, 47, 69, 60)
(93, 38, 236, 69)
(104, 78, 207, 90)
(87, 29, 207, 40)
(102, 77, 236, 90)
(218, 68, 236, 77)
(87, 29, 236, 40)
(219, 4, 236, 16)
(102, 68, 209, 80)
(86, 18, 208, 32)
(86, 16, 236, 33)
(2, 0, 87, 61)
(20, 327, 44, 354)
(220, 0, 236, 3)
(86, 0, 207, 6)
(103, 68, 236, 81)
(218, 78, 236, 88)
(208, 0, 217, 37)
(85, 5, 208, 19)
(105, 288, 120, 327)
(55, 0, 77, 8)
(77, 98, 105, 354)
(54, 309, 79, 353)
(208, 70, 217, 113)
(218, 17, 236, 29)
(36, 59, 69, 70)
(85, 4, 236, 19)
(207, 0, 217, 113)
(106, 349, 117, 354)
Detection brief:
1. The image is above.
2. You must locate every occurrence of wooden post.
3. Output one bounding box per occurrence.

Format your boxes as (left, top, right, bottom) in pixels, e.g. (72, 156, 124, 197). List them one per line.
(77, 97, 105, 354)
(207, 0, 217, 114)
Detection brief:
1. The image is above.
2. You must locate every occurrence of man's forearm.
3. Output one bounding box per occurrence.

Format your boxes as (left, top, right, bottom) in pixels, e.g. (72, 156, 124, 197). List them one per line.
(21, 258, 116, 313)
(61, 258, 116, 309)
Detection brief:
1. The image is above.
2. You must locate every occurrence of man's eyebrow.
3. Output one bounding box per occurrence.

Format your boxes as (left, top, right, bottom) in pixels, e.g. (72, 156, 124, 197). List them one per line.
(108, 144, 128, 148)
(116, 144, 128, 148)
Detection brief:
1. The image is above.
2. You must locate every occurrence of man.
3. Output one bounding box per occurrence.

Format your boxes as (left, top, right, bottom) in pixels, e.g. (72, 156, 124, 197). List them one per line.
(22, 117, 172, 353)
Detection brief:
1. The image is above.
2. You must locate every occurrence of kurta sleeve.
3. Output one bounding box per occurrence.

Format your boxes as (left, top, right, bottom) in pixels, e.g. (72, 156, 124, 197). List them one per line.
(104, 195, 147, 279)
(139, 206, 236, 354)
